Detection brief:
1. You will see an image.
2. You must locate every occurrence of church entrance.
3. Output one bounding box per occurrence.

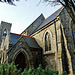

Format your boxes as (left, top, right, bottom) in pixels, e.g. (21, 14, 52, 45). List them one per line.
(15, 52, 26, 71)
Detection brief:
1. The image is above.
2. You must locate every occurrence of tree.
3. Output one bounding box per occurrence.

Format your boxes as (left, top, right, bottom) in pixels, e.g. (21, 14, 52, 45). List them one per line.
(0, 0, 75, 24)
(42, 0, 75, 24)
(0, 0, 17, 5)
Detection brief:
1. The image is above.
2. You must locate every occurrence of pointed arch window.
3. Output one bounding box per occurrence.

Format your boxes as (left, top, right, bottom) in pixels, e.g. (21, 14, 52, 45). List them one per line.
(3, 28, 7, 37)
(45, 32, 51, 51)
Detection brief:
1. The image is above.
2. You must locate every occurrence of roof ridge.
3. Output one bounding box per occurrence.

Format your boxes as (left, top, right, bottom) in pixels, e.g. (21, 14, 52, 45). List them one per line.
(27, 13, 45, 29)
(10, 32, 21, 36)
(56, 6, 64, 17)
(30, 6, 63, 35)
(42, 6, 63, 22)
(21, 14, 45, 34)
(10, 33, 34, 39)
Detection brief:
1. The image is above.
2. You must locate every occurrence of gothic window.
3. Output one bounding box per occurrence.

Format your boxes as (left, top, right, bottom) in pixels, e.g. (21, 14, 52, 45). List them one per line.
(3, 29, 7, 37)
(45, 32, 51, 51)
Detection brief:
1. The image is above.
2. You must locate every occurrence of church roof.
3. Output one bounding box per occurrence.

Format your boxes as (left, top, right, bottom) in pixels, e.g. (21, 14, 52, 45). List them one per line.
(30, 7, 63, 35)
(21, 14, 45, 36)
(10, 33, 21, 45)
(23, 37, 40, 49)
(10, 33, 40, 49)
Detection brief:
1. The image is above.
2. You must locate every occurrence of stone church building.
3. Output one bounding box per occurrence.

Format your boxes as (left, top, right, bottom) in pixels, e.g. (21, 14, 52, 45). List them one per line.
(0, 7, 75, 74)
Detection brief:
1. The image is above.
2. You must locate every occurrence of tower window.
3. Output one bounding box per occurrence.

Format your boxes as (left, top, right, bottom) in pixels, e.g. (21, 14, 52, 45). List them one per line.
(3, 29, 7, 37)
(45, 32, 51, 51)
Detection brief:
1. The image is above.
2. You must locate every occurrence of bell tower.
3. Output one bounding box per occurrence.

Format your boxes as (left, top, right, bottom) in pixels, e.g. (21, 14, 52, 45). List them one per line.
(0, 21, 12, 62)
(1, 21, 12, 39)
(0, 21, 12, 46)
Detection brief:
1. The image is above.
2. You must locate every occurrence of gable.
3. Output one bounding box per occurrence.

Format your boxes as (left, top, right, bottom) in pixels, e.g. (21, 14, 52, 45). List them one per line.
(7, 36, 41, 60)
(10, 33, 41, 49)
(21, 14, 45, 36)
(30, 7, 63, 35)
(7, 37, 33, 62)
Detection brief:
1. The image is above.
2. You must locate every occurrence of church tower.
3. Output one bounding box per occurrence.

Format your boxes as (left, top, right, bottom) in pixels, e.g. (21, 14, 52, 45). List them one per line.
(0, 21, 12, 44)
(0, 21, 12, 63)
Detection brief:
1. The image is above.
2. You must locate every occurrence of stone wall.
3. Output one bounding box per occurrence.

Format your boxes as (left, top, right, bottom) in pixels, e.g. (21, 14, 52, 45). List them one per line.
(59, 8, 75, 74)
(0, 21, 12, 63)
(31, 20, 61, 70)
(7, 37, 42, 69)
(31, 8, 75, 74)
(43, 53, 56, 70)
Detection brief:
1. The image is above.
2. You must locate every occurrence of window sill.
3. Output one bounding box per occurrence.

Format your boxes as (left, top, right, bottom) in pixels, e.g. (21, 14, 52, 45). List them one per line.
(43, 51, 55, 55)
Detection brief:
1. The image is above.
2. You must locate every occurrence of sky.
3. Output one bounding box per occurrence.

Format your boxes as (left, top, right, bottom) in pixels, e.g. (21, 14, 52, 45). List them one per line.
(0, 0, 62, 34)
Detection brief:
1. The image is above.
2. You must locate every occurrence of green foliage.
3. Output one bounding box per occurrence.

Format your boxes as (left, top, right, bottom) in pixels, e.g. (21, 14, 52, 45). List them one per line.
(21, 64, 59, 75)
(0, 62, 21, 75)
(0, 62, 67, 75)
(61, 71, 67, 75)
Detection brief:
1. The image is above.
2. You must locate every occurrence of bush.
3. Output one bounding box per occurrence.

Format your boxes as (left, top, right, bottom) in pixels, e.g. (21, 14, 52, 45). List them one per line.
(0, 62, 67, 75)
(0, 62, 21, 75)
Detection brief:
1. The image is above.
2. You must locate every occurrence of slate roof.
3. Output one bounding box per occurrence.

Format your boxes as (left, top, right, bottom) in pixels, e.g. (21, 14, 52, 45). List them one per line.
(10, 33, 21, 45)
(21, 14, 45, 36)
(10, 33, 40, 49)
(23, 37, 40, 49)
(31, 7, 63, 35)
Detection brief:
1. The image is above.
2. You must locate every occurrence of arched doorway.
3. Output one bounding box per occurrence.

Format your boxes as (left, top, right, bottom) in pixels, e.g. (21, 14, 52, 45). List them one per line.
(15, 52, 26, 71)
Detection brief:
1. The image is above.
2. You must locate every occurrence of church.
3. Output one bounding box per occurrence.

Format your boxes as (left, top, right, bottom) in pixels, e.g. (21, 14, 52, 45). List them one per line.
(0, 7, 75, 75)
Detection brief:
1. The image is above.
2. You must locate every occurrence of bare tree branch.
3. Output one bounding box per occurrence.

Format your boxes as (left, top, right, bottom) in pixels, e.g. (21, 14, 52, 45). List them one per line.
(42, 0, 75, 23)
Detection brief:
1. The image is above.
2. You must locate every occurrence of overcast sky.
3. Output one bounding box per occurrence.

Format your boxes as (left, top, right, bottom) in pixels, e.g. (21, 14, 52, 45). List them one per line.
(0, 0, 62, 34)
